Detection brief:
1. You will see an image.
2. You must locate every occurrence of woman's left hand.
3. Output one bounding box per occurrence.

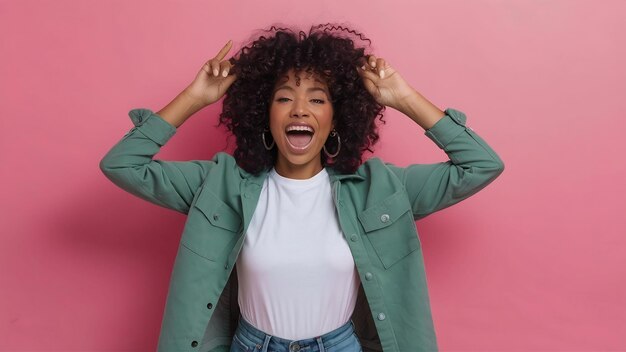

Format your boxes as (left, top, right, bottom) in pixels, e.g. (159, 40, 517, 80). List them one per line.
(357, 55, 416, 111)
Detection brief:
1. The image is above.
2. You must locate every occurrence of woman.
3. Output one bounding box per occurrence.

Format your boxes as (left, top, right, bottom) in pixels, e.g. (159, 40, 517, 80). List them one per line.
(100, 24, 504, 352)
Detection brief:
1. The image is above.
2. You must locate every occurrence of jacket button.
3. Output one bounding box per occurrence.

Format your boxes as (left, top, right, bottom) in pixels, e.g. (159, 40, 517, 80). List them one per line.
(191, 340, 198, 347)
(207, 302, 213, 309)
(380, 214, 390, 223)
(377, 312, 386, 321)
(224, 263, 229, 270)
(350, 234, 358, 242)
(213, 213, 219, 221)
(365, 272, 373, 280)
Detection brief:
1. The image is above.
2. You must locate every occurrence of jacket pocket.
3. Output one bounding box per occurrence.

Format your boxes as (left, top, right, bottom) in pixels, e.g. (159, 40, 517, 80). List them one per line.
(180, 186, 242, 261)
(357, 190, 420, 269)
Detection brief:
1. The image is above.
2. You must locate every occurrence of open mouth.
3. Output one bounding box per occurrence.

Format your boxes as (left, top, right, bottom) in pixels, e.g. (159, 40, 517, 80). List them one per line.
(285, 124, 315, 150)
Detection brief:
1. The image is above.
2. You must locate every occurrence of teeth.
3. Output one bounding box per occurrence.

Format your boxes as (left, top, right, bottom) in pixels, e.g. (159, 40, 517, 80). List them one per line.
(286, 125, 314, 133)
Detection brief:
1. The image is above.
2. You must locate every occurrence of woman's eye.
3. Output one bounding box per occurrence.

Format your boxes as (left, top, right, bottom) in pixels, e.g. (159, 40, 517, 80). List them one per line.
(311, 99, 325, 104)
(276, 97, 291, 102)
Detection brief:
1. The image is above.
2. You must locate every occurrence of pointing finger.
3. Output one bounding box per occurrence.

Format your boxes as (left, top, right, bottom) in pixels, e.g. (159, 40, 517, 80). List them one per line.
(214, 40, 233, 61)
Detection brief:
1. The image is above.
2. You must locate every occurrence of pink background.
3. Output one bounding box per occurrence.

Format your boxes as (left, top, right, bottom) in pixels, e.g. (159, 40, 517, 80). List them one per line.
(2, 0, 625, 350)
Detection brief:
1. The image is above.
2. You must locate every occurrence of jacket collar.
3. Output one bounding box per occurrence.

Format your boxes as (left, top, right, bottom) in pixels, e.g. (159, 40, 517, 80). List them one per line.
(325, 166, 365, 182)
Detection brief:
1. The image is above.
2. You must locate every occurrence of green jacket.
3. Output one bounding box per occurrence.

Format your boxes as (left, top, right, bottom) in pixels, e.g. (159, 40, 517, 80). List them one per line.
(100, 107, 504, 352)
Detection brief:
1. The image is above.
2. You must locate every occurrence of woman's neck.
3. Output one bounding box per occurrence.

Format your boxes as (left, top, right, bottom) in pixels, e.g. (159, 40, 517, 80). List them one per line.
(273, 159, 324, 180)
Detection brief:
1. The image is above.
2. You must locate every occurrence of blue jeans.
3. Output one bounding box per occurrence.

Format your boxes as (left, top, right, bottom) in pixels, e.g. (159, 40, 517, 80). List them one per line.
(230, 315, 363, 352)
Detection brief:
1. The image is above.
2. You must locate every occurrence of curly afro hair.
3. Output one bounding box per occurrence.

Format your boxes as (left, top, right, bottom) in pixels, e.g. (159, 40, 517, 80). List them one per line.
(219, 23, 385, 174)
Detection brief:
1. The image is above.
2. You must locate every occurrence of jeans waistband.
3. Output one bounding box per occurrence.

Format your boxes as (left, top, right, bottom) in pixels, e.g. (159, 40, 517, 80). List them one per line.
(235, 315, 356, 351)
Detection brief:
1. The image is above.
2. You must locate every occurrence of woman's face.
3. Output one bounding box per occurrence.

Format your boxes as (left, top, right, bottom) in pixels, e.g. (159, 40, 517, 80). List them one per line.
(269, 68, 334, 179)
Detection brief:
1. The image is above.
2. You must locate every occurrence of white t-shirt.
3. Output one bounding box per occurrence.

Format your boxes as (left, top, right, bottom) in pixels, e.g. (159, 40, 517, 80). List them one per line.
(236, 167, 360, 340)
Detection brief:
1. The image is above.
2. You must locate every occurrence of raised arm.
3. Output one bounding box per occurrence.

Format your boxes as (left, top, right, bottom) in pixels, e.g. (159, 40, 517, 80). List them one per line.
(358, 55, 504, 220)
(99, 40, 237, 214)
(388, 108, 504, 220)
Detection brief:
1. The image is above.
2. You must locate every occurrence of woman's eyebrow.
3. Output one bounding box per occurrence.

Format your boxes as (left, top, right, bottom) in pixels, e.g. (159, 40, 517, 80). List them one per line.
(273, 85, 292, 92)
(273, 85, 329, 96)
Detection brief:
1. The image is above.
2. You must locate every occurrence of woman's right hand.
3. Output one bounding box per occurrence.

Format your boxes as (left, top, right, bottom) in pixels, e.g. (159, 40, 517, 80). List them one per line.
(184, 40, 237, 107)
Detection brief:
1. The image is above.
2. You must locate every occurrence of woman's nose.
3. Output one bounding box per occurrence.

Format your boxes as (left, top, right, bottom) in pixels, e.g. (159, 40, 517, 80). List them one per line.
(291, 99, 309, 118)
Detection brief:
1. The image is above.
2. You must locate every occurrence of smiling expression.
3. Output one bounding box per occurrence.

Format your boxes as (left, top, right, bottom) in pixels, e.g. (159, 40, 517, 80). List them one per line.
(269, 68, 334, 179)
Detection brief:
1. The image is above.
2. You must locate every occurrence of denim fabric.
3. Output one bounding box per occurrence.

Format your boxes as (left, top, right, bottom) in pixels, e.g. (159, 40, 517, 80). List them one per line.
(230, 315, 362, 352)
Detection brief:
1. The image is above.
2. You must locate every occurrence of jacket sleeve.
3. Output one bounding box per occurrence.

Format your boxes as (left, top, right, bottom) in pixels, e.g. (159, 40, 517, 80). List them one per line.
(99, 108, 214, 214)
(387, 108, 505, 221)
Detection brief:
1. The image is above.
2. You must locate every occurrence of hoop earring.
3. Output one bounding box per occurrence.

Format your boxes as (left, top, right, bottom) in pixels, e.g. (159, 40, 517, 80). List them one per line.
(323, 129, 341, 158)
(261, 128, 275, 150)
